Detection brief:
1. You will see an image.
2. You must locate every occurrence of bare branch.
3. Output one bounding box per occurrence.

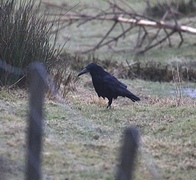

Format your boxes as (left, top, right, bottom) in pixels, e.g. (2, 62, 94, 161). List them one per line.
(82, 25, 133, 53)
(178, 31, 184, 47)
(138, 30, 176, 54)
(163, 28, 172, 47)
(92, 21, 118, 51)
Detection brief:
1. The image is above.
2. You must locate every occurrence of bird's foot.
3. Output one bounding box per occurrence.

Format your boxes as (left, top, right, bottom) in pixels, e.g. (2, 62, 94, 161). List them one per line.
(106, 105, 111, 109)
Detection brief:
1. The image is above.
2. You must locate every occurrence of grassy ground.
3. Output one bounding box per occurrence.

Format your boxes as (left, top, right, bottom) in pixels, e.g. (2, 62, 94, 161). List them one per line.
(0, 77, 196, 179)
(1, 0, 196, 179)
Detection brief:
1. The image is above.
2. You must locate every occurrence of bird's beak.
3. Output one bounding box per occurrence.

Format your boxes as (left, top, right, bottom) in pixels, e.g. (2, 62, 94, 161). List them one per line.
(77, 68, 89, 77)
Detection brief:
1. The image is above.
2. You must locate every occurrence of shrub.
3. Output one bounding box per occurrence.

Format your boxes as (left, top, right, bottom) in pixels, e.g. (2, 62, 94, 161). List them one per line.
(0, 0, 61, 86)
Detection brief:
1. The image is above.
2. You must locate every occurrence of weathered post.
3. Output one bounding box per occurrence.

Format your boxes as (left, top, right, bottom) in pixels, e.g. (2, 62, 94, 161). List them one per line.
(116, 126, 140, 180)
(26, 62, 46, 180)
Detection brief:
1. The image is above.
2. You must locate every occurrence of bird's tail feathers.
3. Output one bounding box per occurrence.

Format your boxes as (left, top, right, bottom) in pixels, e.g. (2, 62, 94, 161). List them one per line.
(124, 90, 140, 102)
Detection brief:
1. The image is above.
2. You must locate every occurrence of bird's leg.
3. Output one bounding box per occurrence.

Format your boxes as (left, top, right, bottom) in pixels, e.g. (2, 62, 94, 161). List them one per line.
(106, 98, 112, 109)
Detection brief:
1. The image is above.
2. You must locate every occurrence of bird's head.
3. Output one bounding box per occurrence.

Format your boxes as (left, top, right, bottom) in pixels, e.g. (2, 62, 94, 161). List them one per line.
(78, 63, 102, 77)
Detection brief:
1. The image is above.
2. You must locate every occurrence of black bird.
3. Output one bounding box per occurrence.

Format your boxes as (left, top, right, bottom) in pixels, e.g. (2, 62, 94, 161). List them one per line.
(78, 63, 140, 108)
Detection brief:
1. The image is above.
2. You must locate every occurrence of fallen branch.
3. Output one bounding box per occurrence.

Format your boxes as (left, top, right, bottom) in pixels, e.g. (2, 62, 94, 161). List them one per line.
(44, 0, 196, 54)
(117, 16, 196, 34)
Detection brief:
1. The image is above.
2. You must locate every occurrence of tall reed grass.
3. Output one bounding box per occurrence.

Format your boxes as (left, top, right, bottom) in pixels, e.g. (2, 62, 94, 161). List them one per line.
(0, 0, 61, 86)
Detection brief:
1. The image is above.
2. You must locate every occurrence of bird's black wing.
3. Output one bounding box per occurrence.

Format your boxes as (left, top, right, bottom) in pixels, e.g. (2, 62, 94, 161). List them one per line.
(103, 73, 140, 102)
(103, 74, 128, 97)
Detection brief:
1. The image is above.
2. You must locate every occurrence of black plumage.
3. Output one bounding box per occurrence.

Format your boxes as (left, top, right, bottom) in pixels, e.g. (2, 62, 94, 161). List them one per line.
(78, 63, 140, 108)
